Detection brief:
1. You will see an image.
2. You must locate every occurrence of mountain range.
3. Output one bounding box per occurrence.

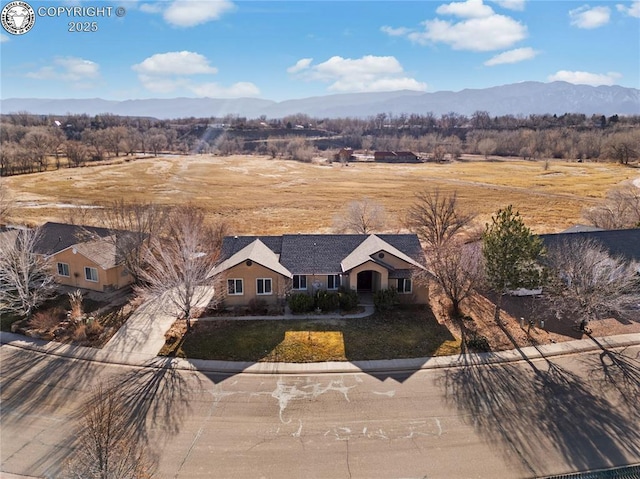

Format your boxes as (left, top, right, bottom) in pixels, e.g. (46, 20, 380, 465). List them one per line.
(1, 82, 638, 119)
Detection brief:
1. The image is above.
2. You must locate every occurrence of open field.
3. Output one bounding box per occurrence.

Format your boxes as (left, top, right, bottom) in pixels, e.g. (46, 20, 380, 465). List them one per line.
(3, 154, 638, 234)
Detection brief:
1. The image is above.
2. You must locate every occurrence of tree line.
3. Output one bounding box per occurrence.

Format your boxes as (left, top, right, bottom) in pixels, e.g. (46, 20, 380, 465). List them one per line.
(1, 111, 639, 176)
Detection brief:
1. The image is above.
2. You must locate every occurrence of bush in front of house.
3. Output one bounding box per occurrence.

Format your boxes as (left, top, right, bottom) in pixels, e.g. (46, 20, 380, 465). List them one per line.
(466, 333, 491, 353)
(288, 293, 315, 314)
(315, 290, 340, 312)
(373, 288, 399, 311)
(338, 287, 359, 311)
(248, 298, 269, 315)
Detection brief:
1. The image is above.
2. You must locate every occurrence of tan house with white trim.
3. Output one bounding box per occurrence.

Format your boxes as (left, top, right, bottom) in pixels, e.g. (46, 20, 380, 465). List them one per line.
(211, 234, 428, 307)
(34, 222, 134, 292)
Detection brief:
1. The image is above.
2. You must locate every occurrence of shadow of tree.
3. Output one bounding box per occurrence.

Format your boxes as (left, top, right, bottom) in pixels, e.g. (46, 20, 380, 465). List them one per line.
(583, 335, 640, 420)
(442, 349, 640, 477)
(1, 343, 199, 478)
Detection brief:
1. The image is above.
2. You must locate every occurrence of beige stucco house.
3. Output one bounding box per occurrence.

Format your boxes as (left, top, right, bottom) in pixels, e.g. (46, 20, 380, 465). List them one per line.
(211, 233, 428, 307)
(34, 222, 134, 292)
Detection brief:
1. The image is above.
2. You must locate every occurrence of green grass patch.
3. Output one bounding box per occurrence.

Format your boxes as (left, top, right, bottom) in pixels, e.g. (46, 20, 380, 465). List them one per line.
(162, 305, 461, 362)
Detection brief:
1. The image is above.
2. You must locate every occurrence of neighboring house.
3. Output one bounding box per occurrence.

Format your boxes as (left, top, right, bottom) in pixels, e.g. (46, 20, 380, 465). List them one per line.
(211, 234, 428, 307)
(539, 228, 640, 264)
(34, 222, 134, 292)
(374, 151, 419, 163)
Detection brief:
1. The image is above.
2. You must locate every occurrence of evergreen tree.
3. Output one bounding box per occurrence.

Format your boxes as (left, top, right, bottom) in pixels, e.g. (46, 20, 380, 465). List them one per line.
(482, 205, 545, 323)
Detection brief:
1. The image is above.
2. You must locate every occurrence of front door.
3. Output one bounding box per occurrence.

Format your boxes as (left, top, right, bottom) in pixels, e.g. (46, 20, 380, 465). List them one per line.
(357, 270, 373, 291)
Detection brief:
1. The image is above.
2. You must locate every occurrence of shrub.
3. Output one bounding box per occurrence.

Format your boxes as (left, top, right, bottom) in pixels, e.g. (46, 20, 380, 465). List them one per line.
(338, 287, 359, 311)
(374, 288, 399, 312)
(72, 323, 87, 342)
(288, 293, 315, 314)
(315, 290, 340, 312)
(466, 333, 491, 353)
(85, 318, 104, 338)
(68, 289, 84, 322)
(28, 307, 65, 331)
(248, 298, 268, 315)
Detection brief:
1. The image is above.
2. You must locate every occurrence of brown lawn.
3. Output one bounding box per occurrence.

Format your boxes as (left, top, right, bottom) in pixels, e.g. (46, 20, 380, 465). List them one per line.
(4, 154, 638, 234)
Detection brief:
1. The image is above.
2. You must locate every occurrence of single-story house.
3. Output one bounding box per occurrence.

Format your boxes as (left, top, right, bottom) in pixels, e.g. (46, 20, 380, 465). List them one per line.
(539, 228, 640, 263)
(374, 151, 419, 163)
(34, 222, 135, 292)
(211, 233, 428, 307)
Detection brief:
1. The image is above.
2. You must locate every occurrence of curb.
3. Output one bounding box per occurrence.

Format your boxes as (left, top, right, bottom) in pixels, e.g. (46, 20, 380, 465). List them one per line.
(2, 331, 639, 375)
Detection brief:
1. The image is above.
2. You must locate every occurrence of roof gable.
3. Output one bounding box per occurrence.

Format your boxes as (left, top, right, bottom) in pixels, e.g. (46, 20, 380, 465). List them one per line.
(341, 234, 425, 272)
(212, 239, 292, 278)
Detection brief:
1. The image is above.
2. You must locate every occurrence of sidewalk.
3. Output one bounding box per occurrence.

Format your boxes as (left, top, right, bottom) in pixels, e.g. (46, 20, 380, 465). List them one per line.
(2, 327, 638, 375)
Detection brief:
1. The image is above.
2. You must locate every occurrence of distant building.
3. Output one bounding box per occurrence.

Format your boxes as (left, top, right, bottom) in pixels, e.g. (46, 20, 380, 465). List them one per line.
(334, 148, 354, 163)
(374, 151, 419, 163)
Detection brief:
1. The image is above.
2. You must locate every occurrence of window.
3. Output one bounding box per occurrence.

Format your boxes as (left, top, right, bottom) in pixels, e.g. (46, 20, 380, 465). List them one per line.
(256, 278, 272, 295)
(85, 267, 98, 282)
(397, 278, 412, 294)
(293, 275, 307, 290)
(57, 262, 70, 277)
(227, 279, 243, 295)
(327, 274, 341, 290)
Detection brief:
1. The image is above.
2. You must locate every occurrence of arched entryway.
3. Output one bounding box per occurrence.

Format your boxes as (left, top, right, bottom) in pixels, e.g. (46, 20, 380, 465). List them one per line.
(356, 270, 381, 292)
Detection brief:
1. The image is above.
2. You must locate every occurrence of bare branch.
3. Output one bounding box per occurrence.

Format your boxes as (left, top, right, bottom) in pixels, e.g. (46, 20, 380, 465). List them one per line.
(405, 189, 475, 249)
(136, 205, 222, 330)
(333, 198, 387, 234)
(543, 237, 640, 324)
(0, 226, 56, 318)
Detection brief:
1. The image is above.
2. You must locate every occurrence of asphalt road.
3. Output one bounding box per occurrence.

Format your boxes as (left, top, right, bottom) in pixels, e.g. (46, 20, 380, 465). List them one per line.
(1, 343, 639, 479)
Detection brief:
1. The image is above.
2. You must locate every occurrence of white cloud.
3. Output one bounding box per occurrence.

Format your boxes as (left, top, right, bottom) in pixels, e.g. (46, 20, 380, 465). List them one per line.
(484, 47, 539, 65)
(1, 34, 9, 43)
(287, 58, 313, 74)
(492, 0, 526, 11)
(163, 0, 235, 27)
(436, 0, 494, 18)
(569, 5, 611, 29)
(190, 82, 260, 98)
(617, 1, 640, 17)
(132, 51, 217, 75)
(26, 57, 100, 86)
(139, 0, 235, 27)
(288, 55, 427, 93)
(380, 25, 412, 36)
(548, 70, 622, 86)
(409, 14, 527, 51)
(132, 51, 259, 98)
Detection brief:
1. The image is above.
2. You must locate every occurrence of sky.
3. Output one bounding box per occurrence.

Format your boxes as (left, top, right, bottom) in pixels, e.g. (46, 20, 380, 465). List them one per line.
(1, 0, 639, 101)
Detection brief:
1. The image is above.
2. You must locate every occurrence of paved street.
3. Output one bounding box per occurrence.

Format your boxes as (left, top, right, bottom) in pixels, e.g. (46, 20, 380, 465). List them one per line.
(1, 339, 639, 479)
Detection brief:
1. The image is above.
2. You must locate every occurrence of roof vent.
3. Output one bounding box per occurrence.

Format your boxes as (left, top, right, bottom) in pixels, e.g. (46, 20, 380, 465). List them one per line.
(378, 252, 385, 259)
(246, 260, 253, 267)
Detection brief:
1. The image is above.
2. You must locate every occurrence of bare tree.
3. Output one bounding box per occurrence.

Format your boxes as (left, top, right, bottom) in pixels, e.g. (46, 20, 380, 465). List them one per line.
(543, 237, 640, 327)
(65, 384, 155, 479)
(584, 183, 640, 229)
(405, 189, 475, 249)
(427, 240, 484, 318)
(98, 200, 171, 284)
(136, 206, 221, 330)
(0, 180, 13, 223)
(0, 227, 56, 318)
(333, 198, 386, 234)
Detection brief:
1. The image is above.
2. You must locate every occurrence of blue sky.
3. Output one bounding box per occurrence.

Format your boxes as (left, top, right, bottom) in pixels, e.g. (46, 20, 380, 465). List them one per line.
(1, 0, 639, 101)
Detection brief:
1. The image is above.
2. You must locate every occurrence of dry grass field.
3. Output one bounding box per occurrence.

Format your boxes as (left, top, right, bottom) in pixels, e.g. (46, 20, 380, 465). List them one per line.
(3, 154, 638, 234)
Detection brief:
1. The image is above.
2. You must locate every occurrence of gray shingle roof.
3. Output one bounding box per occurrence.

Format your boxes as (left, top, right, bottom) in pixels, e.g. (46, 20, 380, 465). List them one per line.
(219, 234, 424, 275)
(34, 222, 134, 267)
(539, 228, 640, 262)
